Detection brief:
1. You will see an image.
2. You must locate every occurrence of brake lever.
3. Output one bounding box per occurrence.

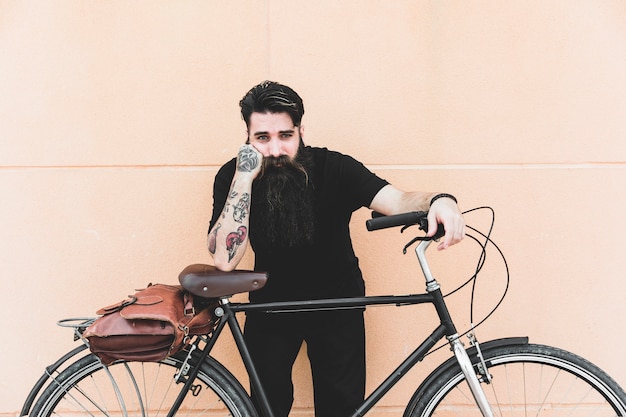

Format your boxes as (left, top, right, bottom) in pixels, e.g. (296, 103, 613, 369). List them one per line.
(400, 224, 415, 233)
(402, 236, 430, 254)
(401, 220, 445, 254)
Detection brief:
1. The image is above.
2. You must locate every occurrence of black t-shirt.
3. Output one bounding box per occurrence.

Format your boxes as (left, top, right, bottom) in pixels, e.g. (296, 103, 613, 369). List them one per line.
(209, 146, 388, 302)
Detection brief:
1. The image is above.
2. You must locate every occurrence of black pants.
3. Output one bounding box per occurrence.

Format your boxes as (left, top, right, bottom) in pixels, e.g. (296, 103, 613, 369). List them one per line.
(244, 309, 366, 417)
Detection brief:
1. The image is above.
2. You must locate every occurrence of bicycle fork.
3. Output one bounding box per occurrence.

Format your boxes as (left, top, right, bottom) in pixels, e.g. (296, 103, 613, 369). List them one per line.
(449, 336, 494, 417)
(415, 240, 494, 417)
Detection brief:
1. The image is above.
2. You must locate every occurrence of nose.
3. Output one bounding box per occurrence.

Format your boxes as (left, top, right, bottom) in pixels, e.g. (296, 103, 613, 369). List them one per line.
(268, 139, 282, 158)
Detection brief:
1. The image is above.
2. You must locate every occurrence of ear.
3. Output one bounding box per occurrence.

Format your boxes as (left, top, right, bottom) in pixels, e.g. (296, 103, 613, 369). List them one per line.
(298, 125, 306, 146)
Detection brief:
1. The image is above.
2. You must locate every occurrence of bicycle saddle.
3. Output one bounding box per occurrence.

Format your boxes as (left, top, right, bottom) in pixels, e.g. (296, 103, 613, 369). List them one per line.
(178, 264, 268, 298)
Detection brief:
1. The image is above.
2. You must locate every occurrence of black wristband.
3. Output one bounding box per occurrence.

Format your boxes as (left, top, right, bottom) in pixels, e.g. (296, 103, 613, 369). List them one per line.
(430, 193, 457, 206)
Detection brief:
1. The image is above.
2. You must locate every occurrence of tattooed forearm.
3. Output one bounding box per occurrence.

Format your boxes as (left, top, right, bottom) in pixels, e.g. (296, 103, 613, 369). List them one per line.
(232, 193, 250, 223)
(209, 148, 257, 265)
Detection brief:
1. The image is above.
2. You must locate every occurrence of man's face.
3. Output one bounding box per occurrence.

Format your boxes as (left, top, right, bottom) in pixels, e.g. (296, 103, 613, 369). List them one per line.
(247, 111, 302, 160)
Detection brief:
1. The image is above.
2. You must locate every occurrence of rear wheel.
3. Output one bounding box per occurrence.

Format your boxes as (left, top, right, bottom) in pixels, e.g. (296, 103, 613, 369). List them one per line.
(30, 350, 256, 417)
(410, 343, 626, 417)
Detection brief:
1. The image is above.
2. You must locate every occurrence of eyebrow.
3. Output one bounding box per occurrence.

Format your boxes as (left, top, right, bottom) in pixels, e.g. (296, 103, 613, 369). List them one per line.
(253, 129, 295, 137)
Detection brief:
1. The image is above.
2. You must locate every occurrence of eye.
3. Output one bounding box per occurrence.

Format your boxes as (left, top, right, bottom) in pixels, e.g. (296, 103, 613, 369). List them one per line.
(280, 132, 294, 140)
(256, 135, 269, 142)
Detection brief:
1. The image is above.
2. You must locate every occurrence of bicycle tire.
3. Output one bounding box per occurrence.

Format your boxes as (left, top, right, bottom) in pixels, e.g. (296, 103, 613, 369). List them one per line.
(29, 349, 257, 417)
(408, 343, 626, 417)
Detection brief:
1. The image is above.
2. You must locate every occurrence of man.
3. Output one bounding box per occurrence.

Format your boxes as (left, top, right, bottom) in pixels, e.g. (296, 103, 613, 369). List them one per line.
(208, 81, 464, 417)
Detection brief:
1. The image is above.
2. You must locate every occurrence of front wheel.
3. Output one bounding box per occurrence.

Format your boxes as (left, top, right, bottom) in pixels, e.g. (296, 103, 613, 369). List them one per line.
(30, 349, 256, 417)
(410, 343, 626, 417)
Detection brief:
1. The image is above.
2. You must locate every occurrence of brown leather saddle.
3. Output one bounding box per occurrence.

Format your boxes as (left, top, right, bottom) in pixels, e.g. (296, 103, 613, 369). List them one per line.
(178, 264, 268, 298)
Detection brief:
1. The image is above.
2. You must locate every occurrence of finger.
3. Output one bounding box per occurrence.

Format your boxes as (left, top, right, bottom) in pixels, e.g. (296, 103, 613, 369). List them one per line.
(438, 219, 465, 250)
(426, 213, 438, 237)
(437, 231, 453, 251)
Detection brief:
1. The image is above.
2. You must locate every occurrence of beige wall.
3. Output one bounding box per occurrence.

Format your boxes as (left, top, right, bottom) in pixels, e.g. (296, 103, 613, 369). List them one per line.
(2, 1, 626, 415)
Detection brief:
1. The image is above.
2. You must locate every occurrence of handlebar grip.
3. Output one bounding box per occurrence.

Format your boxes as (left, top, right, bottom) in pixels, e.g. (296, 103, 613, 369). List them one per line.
(366, 211, 428, 231)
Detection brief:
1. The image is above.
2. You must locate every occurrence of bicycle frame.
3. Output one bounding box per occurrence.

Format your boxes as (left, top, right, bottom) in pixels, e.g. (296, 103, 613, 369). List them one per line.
(169, 240, 495, 417)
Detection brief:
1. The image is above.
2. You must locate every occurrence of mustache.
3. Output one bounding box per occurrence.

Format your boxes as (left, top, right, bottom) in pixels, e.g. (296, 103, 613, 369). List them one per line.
(258, 155, 308, 181)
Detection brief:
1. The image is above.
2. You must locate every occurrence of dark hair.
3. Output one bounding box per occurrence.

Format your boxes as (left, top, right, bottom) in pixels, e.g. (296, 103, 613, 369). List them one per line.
(239, 81, 305, 127)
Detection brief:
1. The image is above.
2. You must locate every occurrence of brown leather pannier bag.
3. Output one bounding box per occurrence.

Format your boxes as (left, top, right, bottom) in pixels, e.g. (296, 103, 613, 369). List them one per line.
(83, 283, 217, 365)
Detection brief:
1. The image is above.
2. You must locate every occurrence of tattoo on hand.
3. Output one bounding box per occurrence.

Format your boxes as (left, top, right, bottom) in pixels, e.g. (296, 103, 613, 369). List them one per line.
(233, 193, 250, 223)
(237, 147, 259, 172)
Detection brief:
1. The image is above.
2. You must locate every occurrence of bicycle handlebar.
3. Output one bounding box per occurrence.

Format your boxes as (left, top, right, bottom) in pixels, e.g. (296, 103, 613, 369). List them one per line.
(366, 211, 427, 231)
(366, 211, 446, 240)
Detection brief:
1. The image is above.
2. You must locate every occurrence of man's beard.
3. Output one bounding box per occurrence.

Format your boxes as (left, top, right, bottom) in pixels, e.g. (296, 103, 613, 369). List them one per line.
(249, 149, 316, 252)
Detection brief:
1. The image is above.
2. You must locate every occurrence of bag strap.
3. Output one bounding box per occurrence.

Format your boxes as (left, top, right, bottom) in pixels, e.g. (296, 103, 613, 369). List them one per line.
(178, 291, 198, 339)
(96, 296, 137, 315)
(183, 291, 195, 316)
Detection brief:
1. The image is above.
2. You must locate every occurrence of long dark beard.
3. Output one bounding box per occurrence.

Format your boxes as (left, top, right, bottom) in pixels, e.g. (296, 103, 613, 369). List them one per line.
(249, 150, 315, 252)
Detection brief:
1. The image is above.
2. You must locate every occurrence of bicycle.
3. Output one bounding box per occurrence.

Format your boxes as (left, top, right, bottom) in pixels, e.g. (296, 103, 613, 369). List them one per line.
(21, 208, 626, 417)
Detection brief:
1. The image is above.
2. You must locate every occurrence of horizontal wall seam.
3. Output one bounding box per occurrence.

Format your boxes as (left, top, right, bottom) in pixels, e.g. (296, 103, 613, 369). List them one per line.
(0, 165, 220, 172)
(371, 163, 626, 170)
(0, 163, 625, 172)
